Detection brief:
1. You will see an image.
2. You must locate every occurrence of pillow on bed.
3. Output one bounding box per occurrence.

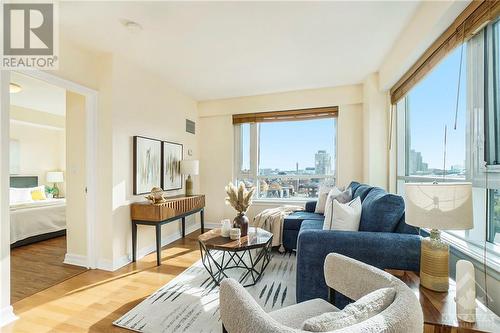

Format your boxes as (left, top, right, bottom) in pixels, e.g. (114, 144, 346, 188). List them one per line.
(10, 188, 33, 204)
(31, 188, 47, 201)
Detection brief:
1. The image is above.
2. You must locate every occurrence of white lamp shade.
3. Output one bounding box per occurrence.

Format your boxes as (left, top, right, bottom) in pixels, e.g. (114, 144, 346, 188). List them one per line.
(404, 182, 473, 230)
(46, 171, 64, 183)
(180, 160, 199, 175)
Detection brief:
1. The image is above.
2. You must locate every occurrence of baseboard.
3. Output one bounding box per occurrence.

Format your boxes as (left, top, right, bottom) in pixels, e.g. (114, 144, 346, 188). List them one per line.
(64, 253, 88, 268)
(0, 306, 17, 327)
(99, 223, 200, 272)
(204, 222, 220, 229)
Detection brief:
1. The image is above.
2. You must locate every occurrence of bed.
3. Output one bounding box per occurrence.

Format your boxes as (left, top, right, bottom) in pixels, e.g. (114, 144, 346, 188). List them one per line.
(10, 176, 66, 248)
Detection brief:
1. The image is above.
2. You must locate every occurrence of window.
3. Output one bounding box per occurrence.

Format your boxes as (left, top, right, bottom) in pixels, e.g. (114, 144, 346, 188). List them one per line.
(488, 189, 500, 244)
(485, 20, 500, 166)
(235, 117, 336, 200)
(396, 20, 500, 263)
(399, 45, 467, 183)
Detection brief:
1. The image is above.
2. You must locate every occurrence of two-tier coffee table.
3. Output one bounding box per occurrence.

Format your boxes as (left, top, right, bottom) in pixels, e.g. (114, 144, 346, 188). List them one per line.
(198, 227, 273, 287)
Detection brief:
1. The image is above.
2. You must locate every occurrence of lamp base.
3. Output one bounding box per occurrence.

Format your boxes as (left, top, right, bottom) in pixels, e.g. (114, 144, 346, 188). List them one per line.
(53, 183, 60, 199)
(185, 175, 193, 196)
(420, 229, 449, 292)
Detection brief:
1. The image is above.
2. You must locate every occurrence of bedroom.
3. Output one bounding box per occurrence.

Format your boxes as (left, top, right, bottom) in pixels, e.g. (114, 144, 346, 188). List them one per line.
(8, 72, 87, 302)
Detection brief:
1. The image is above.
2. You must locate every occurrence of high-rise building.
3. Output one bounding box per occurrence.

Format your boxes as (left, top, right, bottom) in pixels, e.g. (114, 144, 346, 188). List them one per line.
(315, 150, 332, 175)
(409, 149, 428, 174)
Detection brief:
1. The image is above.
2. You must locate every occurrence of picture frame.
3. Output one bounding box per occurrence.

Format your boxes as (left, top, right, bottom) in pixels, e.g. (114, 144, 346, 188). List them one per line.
(162, 141, 183, 191)
(133, 136, 162, 195)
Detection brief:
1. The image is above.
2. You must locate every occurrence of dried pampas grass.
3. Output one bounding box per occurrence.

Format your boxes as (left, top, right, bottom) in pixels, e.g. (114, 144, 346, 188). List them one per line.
(225, 182, 255, 213)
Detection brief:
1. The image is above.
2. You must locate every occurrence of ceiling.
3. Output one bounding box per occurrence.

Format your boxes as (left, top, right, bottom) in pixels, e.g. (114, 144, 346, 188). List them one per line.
(60, 1, 421, 101)
(10, 72, 66, 116)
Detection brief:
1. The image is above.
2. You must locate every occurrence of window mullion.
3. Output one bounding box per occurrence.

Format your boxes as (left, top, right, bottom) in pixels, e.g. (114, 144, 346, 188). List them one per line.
(250, 123, 259, 192)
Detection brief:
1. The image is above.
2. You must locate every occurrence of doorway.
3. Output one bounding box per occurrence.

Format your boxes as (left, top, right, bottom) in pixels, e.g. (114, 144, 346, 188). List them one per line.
(0, 70, 98, 306)
(8, 73, 92, 302)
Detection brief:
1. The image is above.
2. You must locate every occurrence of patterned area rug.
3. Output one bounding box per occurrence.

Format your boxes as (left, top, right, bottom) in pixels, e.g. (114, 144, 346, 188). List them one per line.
(113, 251, 297, 333)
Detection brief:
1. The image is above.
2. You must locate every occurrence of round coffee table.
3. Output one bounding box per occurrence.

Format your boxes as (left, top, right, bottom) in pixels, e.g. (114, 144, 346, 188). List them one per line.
(198, 227, 273, 287)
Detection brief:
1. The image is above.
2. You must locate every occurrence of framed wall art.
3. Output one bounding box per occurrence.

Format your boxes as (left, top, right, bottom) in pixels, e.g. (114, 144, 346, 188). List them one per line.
(162, 141, 183, 191)
(133, 136, 162, 195)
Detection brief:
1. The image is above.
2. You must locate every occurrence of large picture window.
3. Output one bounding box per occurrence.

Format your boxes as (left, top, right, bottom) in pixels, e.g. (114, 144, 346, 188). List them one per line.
(235, 117, 336, 200)
(396, 19, 500, 263)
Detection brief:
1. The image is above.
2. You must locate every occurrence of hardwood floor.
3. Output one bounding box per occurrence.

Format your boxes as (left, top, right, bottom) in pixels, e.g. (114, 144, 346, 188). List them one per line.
(10, 236, 88, 303)
(3, 230, 203, 333)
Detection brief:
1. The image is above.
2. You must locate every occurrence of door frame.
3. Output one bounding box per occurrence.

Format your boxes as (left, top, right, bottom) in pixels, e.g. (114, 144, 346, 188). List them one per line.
(1, 69, 98, 326)
(5, 69, 99, 269)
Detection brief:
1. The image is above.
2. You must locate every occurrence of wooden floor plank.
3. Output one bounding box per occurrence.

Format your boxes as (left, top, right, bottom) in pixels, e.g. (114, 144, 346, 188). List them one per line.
(4, 230, 203, 333)
(10, 236, 88, 303)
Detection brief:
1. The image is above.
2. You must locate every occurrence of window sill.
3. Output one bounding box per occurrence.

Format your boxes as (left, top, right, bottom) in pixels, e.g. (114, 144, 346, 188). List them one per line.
(438, 231, 500, 275)
(252, 198, 313, 206)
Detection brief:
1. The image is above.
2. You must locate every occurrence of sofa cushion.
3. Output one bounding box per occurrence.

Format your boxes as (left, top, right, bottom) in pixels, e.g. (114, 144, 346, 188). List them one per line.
(353, 184, 373, 201)
(300, 219, 324, 231)
(348, 181, 361, 193)
(302, 287, 396, 332)
(269, 298, 339, 330)
(323, 187, 352, 229)
(284, 212, 324, 231)
(359, 187, 405, 232)
(315, 185, 340, 214)
(394, 213, 419, 235)
(329, 197, 362, 231)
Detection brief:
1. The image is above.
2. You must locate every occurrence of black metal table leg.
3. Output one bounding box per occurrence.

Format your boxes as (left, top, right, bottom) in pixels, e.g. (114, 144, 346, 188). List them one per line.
(200, 209, 205, 233)
(182, 217, 186, 237)
(156, 224, 161, 266)
(132, 221, 137, 262)
(199, 237, 273, 287)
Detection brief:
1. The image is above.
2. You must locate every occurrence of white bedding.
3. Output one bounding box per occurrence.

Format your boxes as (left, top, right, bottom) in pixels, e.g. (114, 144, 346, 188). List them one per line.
(10, 198, 66, 244)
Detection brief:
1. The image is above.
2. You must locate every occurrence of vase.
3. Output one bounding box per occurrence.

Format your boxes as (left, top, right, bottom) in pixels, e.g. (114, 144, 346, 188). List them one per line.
(233, 212, 249, 237)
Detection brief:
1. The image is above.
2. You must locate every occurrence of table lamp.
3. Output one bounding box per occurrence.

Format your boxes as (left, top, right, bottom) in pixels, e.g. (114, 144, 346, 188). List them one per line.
(180, 160, 199, 196)
(46, 171, 64, 198)
(405, 182, 473, 292)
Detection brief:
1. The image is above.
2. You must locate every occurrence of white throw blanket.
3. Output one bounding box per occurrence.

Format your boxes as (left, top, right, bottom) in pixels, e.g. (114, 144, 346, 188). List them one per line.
(252, 205, 303, 251)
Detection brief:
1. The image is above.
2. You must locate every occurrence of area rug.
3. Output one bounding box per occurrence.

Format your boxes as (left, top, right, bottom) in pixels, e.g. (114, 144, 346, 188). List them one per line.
(113, 251, 296, 333)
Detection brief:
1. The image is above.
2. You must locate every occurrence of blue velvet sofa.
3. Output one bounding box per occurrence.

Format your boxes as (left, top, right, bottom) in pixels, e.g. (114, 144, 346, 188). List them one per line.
(288, 181, 421, 306)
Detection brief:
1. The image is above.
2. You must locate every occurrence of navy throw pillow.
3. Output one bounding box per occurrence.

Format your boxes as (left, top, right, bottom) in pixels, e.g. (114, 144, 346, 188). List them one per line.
(359, 188, 405, 232)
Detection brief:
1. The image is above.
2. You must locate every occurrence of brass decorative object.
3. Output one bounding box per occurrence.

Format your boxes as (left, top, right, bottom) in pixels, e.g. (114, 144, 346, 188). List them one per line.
(145, 187, 167, 205)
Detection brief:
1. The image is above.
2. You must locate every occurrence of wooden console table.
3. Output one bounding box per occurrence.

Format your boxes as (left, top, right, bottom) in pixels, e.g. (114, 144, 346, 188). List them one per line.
(390, 270, 500, 333)
(130, 195, 205, 266)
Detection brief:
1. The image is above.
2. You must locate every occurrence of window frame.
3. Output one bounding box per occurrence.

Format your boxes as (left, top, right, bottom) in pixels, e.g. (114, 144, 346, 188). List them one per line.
(234, 119, 337, 202)
(395, 25, 500, 271)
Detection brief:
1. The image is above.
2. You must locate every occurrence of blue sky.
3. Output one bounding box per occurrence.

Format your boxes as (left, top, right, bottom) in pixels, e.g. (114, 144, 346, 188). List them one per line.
(408, 44, 466, 169)
(258, 118, 335, 171)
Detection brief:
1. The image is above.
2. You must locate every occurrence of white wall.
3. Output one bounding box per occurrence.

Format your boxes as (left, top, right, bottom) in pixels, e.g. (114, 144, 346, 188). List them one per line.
(362, 73, 389, 189)
(379, 0, 470, 90)
(110, 56, 199, 267)
(65, 92, 87, 258)
(198, 85, 364, 224)
(9, 114, 65, 191)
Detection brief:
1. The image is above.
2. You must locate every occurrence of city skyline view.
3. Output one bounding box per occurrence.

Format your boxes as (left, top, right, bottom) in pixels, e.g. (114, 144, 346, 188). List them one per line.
(258, 118, 335, 172)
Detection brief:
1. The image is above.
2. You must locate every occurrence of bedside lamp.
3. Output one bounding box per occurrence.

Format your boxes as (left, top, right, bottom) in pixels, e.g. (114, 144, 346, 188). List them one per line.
(180, 160, 199, 196)
(405, 182, 473, 292)
(47, 171, 64, 198)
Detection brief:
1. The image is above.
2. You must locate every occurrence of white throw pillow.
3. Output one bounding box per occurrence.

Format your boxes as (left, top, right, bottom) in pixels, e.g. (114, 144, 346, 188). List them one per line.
(315, 185, 339, 214)
(10, 187, 33, 204)
(302, 287, 396, 332)
(322, 188, 353, 230)
(330, 197, 362, 231)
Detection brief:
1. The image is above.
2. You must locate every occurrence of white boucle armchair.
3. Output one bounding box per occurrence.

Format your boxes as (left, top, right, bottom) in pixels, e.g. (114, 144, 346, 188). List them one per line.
(219, 253, 423, 333)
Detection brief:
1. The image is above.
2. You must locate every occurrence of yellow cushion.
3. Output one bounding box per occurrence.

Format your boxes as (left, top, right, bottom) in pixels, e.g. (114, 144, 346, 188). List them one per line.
(31, 189, 47, 201)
